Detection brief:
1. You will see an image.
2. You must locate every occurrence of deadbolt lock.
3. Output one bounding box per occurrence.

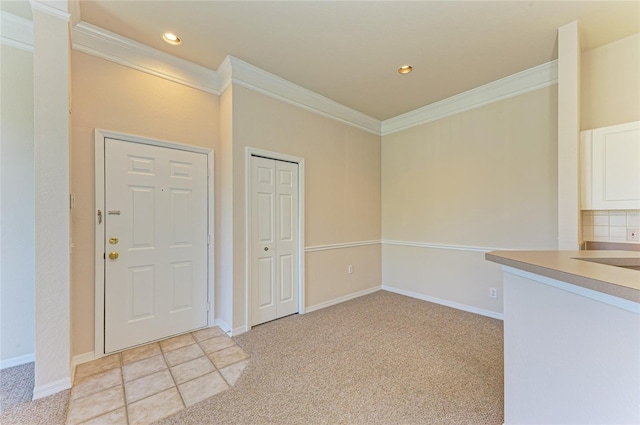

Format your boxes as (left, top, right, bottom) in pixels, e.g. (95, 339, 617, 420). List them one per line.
(108, 251, 119, 260)
(109, 237, 119, 245)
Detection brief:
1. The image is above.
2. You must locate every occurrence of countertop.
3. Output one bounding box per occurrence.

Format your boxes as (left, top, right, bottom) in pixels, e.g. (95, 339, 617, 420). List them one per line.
(486, 250, 640, 303)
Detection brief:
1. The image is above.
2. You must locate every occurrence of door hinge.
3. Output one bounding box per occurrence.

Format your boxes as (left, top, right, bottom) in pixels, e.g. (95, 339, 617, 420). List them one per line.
(103, 252, 105, 260)
(69, 193, 76, 209)
(207, 303, 211, 312)
(207, 235, 211, 245)
(207, 168, 210, 177)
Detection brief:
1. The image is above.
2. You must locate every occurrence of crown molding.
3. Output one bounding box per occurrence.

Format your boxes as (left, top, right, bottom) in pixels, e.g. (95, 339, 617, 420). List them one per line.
(219, 56, 382, 135)
(381, 60, 558, 136)
(69, 22, 380, 134)
(71, 22, 221, 95)
(68, 20, 557, 137)
(30, 0, 70, 21)
(0, 11, 33, 51)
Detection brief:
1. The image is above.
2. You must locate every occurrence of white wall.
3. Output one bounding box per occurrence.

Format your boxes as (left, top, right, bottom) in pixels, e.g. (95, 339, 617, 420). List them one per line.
(32, 2, 72, 398)
(557, 21, 581, 250)
(503, 270, 640, 424)
(382, 86, 558, 316)
(0, 43, 35, 367)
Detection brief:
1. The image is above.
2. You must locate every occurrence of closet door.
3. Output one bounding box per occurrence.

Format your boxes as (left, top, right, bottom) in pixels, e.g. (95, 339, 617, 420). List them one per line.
(250, 156, 299, 325)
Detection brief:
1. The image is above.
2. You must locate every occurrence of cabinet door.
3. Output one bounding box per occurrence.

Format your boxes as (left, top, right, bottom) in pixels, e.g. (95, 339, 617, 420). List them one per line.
(591, 121, 640, 210)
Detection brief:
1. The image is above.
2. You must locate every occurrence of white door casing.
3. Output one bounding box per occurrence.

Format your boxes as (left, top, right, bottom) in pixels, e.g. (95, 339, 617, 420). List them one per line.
(95, 130, 214, 356)
(250, 156, 299, 326)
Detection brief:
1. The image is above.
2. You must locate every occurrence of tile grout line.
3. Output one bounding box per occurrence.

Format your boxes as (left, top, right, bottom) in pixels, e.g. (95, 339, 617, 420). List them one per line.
(67, 354, 125, 425)
(194, 333, 229, 387)
(119, 353, 130, 425)
(69, 328, 246, 424)
(160, 338, 187, 411)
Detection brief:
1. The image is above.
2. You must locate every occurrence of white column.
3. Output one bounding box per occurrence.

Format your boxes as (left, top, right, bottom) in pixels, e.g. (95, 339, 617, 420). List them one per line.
(557, 21, 581, 250)
(31, 0, 72, 399)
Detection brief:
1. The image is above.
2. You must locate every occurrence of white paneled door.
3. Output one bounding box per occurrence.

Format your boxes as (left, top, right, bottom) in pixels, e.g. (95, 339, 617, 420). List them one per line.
(104, 138, 208, 353)
(251, 156, 299, 326)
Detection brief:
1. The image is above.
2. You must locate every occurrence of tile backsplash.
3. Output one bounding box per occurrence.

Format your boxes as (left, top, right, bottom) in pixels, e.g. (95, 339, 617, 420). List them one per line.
(582, 210, 640, 244)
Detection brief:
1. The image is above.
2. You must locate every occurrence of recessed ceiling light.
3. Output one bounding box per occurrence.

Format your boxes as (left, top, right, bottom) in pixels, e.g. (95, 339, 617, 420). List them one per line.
(398, 65, 413, 74)
(163, 32, 182, 46)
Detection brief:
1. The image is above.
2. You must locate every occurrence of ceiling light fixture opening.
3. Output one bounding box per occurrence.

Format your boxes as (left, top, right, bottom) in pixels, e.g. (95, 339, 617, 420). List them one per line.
(163, 32, 182, 46)
(398, 65, 413, 74)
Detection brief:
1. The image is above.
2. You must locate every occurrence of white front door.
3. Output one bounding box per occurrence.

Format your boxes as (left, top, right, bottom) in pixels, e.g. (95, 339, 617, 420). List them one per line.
(251, 156, 299, 326)
(104, 138, 208, 353)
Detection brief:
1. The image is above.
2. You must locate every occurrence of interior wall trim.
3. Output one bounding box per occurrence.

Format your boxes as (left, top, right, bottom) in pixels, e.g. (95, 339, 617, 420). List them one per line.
(382, 239, 511, 253)
(0, 11, 33, 51)
(0, 352, 35, 370)
(305, 240, 381, 252)
(305, 286, 382, 313)
(68, 20, 557, 138)
(30, 0, 70, 21)
(382, 285, 504, 320)
(218, 56, 382, 135)
(71, 22, 221, 95)
(303, 238, 531, 257)
(381, 60, 559, 136)
(32, 377, 71, 401)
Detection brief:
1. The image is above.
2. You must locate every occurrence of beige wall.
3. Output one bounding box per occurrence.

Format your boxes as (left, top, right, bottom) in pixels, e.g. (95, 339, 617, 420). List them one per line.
(230, 85, 381, 329)
(382, 86, 558, 314)
(70, 51, 220, 356)
(0, 44, 35, 364)
(581, 33, 640, 130)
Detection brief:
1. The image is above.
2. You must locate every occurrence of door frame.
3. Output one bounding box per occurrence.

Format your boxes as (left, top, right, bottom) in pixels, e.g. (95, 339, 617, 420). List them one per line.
(94, 129, 215, 357)
(245, 147, 305, 332)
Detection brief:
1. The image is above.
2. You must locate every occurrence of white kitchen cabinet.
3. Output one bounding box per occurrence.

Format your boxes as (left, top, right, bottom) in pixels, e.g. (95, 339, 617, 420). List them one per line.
(581, 121, 640, 210)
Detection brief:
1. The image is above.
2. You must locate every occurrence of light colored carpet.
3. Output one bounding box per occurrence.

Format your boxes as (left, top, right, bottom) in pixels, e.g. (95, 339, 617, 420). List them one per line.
(158, 290, 504, 424)
(1, 362, 34, 414)
(0, 361, 70, 425)
(0, 290, 504, 424)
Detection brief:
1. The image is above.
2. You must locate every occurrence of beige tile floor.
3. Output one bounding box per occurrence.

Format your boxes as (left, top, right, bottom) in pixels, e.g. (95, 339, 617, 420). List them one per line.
(67, 327, 249, 425)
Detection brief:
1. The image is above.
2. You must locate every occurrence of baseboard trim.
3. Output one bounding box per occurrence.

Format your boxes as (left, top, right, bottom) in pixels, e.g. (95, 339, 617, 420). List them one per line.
(382, 285, 504, 320)
(70, 351, 96, 383)
(32, 377, 72, 400)
(231, 325, 249, 337)
(305, 286, 382, 313)
(0, 352, 35, 370)
(215, 318, 232, 335)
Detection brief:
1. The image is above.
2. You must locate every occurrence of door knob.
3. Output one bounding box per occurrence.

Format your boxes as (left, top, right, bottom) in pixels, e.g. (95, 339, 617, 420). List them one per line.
(109, 237, 119, 245)
(264, 247, 269, 251)
(108, 251, 119, 260)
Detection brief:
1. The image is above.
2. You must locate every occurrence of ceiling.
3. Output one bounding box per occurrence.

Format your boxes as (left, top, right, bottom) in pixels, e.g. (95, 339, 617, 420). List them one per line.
(10, 1, 640, 120)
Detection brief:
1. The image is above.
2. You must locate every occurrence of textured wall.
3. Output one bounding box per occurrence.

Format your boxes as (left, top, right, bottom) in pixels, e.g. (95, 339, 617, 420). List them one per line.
(581, 32, 640, 130)
(70, 51, 220, 357)
(230, 85, 382, 329)
(0, 44, 35, 365)
(382, 86, 558, 315)
(33, 6, 71, 395)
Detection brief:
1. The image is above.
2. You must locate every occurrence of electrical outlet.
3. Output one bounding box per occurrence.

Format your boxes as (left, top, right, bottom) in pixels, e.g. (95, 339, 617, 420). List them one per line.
(628, 228, 639, 241)
(489, 288, 498, 299)
(348, 265, 353, 274)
